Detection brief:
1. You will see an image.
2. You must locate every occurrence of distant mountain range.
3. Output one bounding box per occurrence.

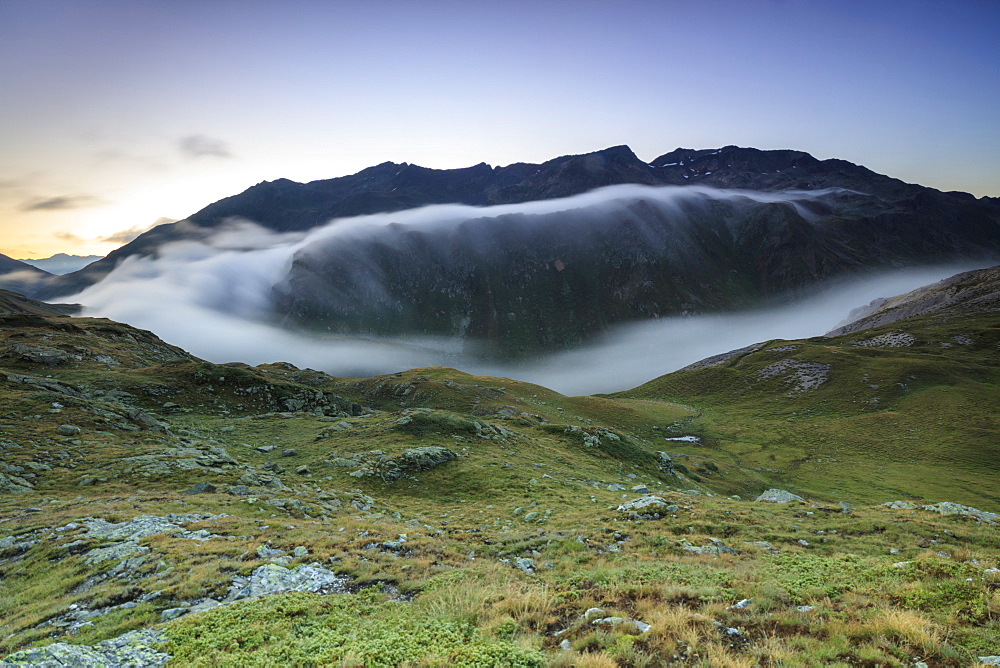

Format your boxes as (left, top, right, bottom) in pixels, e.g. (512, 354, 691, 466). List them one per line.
(22, 145, 1000, 356)
(16, 253, 103, 275)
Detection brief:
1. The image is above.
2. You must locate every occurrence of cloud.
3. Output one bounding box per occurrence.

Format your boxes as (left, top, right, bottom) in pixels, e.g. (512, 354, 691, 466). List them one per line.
(19, 194, 104, 212)
(179, 134, 233, 159)
(60, 185, 993, 395)
(55, 218, 177, 247)
(98, 218, 176, 244)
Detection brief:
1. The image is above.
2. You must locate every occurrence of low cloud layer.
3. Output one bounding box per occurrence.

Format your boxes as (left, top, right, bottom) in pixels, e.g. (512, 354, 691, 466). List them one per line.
(64, 184, 991, 395)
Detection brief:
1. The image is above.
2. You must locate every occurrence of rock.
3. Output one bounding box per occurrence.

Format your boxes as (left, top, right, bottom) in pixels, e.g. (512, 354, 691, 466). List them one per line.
(182, 482, 217, 495)
(755, 489, 804, 503)
(1, 628, 169, 666)
(281, 448, 298, 457)
(0, 472, 34, 494)
(678, 538, 737, 556)
(797, 539, 810, 547)
(656, 451, 675, 473)
(373, 446, 458, 482)
(883, 500, 917, 509)
(160, 607, 188, 621)
(979, 657, 1000, 666)
(838, 501, 854, 514)
(743, 541, 773, 550)
(796, 606, 815, 612)
(617, 495, 677, 519)
(295, 465, 310, 475)
(591, 617, 652, 633)
(514, 557, 535, 574)
(584, 607, 606, 621)
(293, 546, 309, 558)
(921, 502, 999, 524)
(56, 424, 82, 436)
(728, 598, 752, 609)
(231, 563, 350, 599)
(559, 639, 572, 651)
(256, 544, 287, 559)
(631, 484, 650, 494)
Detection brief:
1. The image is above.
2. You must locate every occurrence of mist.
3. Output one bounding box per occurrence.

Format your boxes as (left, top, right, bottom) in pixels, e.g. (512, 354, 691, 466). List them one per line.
(64, 184, 990, 395)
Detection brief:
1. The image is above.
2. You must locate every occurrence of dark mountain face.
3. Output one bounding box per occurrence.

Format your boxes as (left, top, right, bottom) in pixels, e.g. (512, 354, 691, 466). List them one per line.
(0, 254, 53, 297)
(272, 185, 1000, 358)
(30, 145, 1000, 358)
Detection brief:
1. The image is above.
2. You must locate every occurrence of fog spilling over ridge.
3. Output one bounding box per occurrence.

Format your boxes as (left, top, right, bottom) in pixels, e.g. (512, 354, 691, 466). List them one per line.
(64, 184, 992, 394)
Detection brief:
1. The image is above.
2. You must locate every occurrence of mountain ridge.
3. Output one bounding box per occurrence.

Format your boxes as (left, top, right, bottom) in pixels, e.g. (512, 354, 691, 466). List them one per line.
(32, 144, 1000, 301)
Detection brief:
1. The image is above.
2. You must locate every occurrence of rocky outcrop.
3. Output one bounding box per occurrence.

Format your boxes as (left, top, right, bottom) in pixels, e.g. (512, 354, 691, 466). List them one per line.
(755, 489, 804, 503)
(617, 495, 678, 519)
(0, 629, 169, 667)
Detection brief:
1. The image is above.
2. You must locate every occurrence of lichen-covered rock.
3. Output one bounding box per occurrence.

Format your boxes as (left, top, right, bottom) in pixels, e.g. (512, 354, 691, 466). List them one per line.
(372, 446, 458, 482)
(922, 502, 999, 524)
(755, 489, 804, 503)
(0, 628, 169, 667)
(883, 500, 917, 509)
(617, 495, 678, 519)
(678, 538, 737, 556)
(230, 563, 350, 600)
(0, 473, 34, 494)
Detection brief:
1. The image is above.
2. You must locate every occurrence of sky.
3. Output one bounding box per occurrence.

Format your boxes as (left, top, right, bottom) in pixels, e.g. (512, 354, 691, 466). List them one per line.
(1, 0, 999, 259)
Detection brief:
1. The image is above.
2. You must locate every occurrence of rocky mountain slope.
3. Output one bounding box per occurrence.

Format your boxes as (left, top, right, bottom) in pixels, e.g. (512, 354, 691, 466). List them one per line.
(828, 264, 1000, 336)
(1, 269, 999, 665)
(0, 254, 52, 298)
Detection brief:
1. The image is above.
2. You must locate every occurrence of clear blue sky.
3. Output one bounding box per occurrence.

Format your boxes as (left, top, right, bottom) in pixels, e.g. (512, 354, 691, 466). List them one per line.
(2, 0, 998, 257)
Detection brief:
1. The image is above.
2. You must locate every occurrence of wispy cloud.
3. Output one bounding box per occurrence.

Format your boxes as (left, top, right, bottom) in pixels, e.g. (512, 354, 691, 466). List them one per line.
(56, 218, 176, 247)
(179, 134, 233, 159)
(19, 194, 104, 212)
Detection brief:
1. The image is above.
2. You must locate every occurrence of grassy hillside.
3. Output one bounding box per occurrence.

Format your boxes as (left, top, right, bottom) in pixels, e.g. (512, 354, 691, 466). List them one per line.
(1, 311, 998, 666)
(614, 310, 1000, 513)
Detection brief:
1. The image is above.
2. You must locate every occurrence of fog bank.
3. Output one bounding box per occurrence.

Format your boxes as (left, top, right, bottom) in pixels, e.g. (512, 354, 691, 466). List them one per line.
(64, 185, 990, 395)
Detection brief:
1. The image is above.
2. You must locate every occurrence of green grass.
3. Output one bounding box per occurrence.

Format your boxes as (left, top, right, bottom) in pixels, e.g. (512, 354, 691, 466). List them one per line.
(1, 306, 999, 665)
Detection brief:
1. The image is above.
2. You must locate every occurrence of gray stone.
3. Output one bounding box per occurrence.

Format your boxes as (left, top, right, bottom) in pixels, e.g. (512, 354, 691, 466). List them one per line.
(256, 544, 287, 559)
(656, 451, 675, 473)
(56, 424, 82, 437)
(1, 628, 169, 667)
(979, 657, 1000, 666)
(281, 448, 298, 457)
(883, 500, 917, 509)
(678, 538, 737, 556)
(591, 617, 652, 633)
(230, 563, 350, 600)
(921, 502, 999, 524)
(617, 495, 677, 519)
(755, 489, 804, 503)
(182, 482, 217, 495)
(584, 607, 606, 621)
(0, 472, 34, 494)
(513, 557, 536, 574)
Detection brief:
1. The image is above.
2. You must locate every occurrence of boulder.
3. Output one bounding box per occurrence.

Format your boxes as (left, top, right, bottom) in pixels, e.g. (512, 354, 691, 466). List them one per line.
(230, 563, 350, 600)
(617, 495, 678, 519)
(755, 489, 804, 503)
(921, 502, 999, 524)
